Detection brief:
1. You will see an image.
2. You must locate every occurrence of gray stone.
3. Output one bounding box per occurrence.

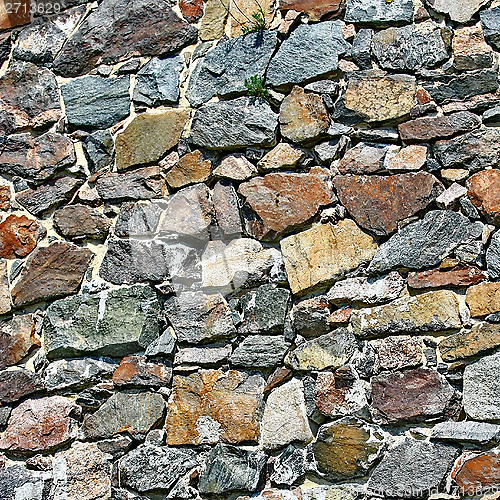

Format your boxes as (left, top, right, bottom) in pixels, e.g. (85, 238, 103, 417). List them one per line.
(368, 439, 458, 499)
(174, 344, 232, 366)
(119, 444, 197, 493)
(43, 285, 161, 359)
(464, 350, 500, 421)
(190, 97, 278, 150)
(291, 296, 330, 338)
(0, 369, 43, 404)
(372, 21, 449, 71)
(345, 0, 414, 27)
(133, 56, 184, 106)
(114, 201, 162, 237)
(76, 385, 113, 411)
(270, 445, 307, 486)
(487, 230, 500, 280)
(213, 181, 242, 237)
(267, 21, 350, 88)
(352, 28, 373, 69)
(230, 335, 291, 369)
(146, 327, 176, 357)
(188, 31, 277, 107)
(0, 466, 49, 500)
(428, 0, 488, 24)
(83, 130, 114, 174)
(82, 391, 166, 439)
(61, 76, 130, 130)
(481, 7, 500, 52)
(198, 443, 267, 494)
(483, 106, 500, 123)
(313, 139, 346, 164)
(368, 210, 482, 274)
(431, 421, 500, 445)
(53, 204, 111, 241)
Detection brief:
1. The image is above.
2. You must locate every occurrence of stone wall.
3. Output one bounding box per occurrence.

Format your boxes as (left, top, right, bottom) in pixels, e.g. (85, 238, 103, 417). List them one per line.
(2, 0, 500, 498)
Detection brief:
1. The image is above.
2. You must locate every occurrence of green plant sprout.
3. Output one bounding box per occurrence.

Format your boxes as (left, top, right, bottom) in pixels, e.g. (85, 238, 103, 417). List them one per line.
(241, 6, 266, 34)
(245, 75, 268, 99)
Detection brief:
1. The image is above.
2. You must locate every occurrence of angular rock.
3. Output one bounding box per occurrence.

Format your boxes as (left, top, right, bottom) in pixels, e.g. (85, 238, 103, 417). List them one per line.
(0, 215, 45, 259)
(291, 296, 330, 338)
(53, 204, 110, 240)
(43, 285, 160, 359)
(174, 344, 232, 366)
(481, 7, 500, 52)
(11, 241, 93, 307)
(0, 314, 37, 370)
(453, 449, 500, 492)
(467, 169, 500, 225)
(214, 154, 257, 181)
(190, 97, 278, 149)
(350, 290, 461, 338)
(279, 87, 330, 144)
(407, 265, 486, 289)
(279, 0, 341, 21)
(228, 0, 275, 36)
(231, 336, 290, 369)
(270, 445, 307, 486)
(334, 172, 443, 236)
(345, 0, 414, 26)
(337, 142, 389, 174)
(115, 109, 189, 171)
(179, 0, 204, 22)
(426, 0, 488, 23)
(0, 396, 80, 453)
(436, 182, 468, 209)
(453, 24, 493, 71)
(0, 466, 50, 500)
(83, 129, 114, 174)
(0, 368, 43, 404)
(133, 56, 183, 107)
(52, 0, 197, 77)
(114, 201, 161, 237)
(384, 144, 427, 171)
(267, 21, 350, 88)
(146, 327, 176, 357)
(199, 0, 229, 41)
(280, 220, 377, 295)
(352, 28, 373, 69)
(0, 260, 10, 315)
(165, 150, 211, 189)
(432, 421, 500, 445)
(368, 210, 481, 273)
(257, 143, 306, 172)
(487, 230, 500, 280)
(261, 378, 313, 451)
(213, 181, 242, 236)
(466, 282, 500, 317)
(112, 355, 171, 387)
(371, 335, 423, 371)
(166, 370, 264, 445)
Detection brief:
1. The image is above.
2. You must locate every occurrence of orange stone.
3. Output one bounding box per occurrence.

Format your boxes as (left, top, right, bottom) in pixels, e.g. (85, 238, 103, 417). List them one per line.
(0, 214, 46, 259)
(408, 265, 487, 289)
(453, 450, 500, 492)
(467, 169, 500, 224)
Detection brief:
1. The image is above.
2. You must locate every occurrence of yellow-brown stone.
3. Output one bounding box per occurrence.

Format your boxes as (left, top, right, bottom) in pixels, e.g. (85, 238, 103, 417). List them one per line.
(165, 150, 211, 189)
(466, 282, 500, 317)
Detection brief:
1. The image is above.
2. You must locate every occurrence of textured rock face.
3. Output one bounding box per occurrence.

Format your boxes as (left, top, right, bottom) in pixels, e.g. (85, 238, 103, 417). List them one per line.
(0, 215, 45, 259)
(53, 205, 110, 240)
(466, 282, 500, 317)
(279, 0, 342, 21)
(371, 335, 423, 372)
(453, 449, 500, 491)
(467, 169, 500, 224)
(165, 150, 211, 188)
(407, 265, 486, 289)
(432, 421, 500, 445)
(0, 315, 37, 369)
(345, 0, 414, 26)
(425, 0, 488, 23)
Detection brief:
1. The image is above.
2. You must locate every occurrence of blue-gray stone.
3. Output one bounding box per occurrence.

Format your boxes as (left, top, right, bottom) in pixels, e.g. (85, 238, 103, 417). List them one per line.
(345, 0, 414, 27)
(481, 7, 500, 52)
(352, 28, 373, 69)
(83, 129, 114, 174)
(487, 230, 500, 280)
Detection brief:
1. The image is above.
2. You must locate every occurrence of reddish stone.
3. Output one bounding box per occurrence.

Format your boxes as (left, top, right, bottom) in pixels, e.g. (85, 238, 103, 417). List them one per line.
(112, 355, 172, 388)
(180, 0, 204, 22)
(165, 150, 211, 188)
(0, 186, 10, 211)
(0, 314, 38, 370)
(416, 86, 432, 105)
(370, 367, 459, 424)
(238, 170, 334, 240)
(453, 450, 500, 492)
(279, 0, 342, 21)
(264, 366, 292, 393)
(0, 215, 46, 259)
(467, 169, 500, 224)
(329, 308, 352, 326)
(0, 0, 30, 29)
(333, 172, 444, 236)
(0, 369, 43, 404)
(408, 265, 487, 289)
(11, 241, 94, 307)
(0, 396, 81, 453)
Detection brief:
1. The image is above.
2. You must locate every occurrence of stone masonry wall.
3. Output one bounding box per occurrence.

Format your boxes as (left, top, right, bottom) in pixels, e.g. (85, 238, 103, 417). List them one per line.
(3, 0, 500, 498)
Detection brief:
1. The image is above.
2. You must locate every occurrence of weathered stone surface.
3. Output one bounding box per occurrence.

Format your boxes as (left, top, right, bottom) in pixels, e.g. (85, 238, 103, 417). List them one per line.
(146, 327, 176, 357)
(214, 154, 257, 181)
(337, 142, 389, 174)
(280, 220, 377, 295)
(11, 241, 93, 307)
(52, 0, 197, 77)
(261, 378, 313, 451)
(119, 443, 197, 494)
(481, 7, 500, 52)
(0, 466, 50, 500)
(0, 369, 43, 404)
(267, 21, 350, 88)
(227, 0, 275, 36)
(0, 215, 45, 259)
(114, 201, 161, 237)
(372, 21, 449, 71)
(466, 282, 500, 317)
(134, 56, 183, 107)
(165, 150, 211, 189)
(467, 169, 500, 225)
(113, 355, 171, 387)
(399, 112, 481, 144)
(334, 172, 443, 236)
(367, 438, 459, 498)
(464, 351, 500, 421)
(368, 210, 481, 273)
(175, 344, 232, 366)
(425, 0, 488, 23)
(345, 0, 414, 26)
(432, 421, 500, 445)
(291, 296, 330, 338)
(199, 443, 267, 494)
(231, 336, 290, 369)
(453, 449, 500, 492)
(453, 24, 493, 71)
(279, 0, 341, 21)
(188, 31, 277, 107)
(436, 182, 468, 209)
(487, 230, 500, 280)
(371, 367, 458, 424)
(408, 266, 486, 290)
(43, 285, 160, 359)
(214, 180, 242, 236)
(115, 109, 189, 171)
(352, 28, 373, 69)
(270, 445, 307, 486)
(166, 370, 264, 445)
(350, 290, 461, 338)
(0, 396, 80, 452)
(239, 171, 333, 240)
(257, 143, 305, 172)
(279, 87, 330, 144)
(180, 0, 204, 22)
(328, 272, 405, 306)
(0, 314, 37, 370)
(53, 205, 110, 241)
(384, 144, 427, 171)
(83, 129, 114, 174)
(0, 259, 10, 315)
(190, 97, 278, 149)
(199, 0, 229, 41)
(311, 418, 385, 482)
(371, 335, 423, 371)
(82, 391, 165, 439)
(286, 329, 357, 371)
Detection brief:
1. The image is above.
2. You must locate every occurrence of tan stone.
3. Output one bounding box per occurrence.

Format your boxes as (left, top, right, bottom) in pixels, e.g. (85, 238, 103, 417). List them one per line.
(371, 336, 423, 371)
(0, 260, 10, 315)
(453, 24, 492, 70)
(214, 154, 257, 180)
(466, 282, 500, 317)
(279, 0, 342, 21)
(428, 0, 488, 24)
(467, 169, 500, 225)
(165, 150, 211, 189)
(280, 220, 377, 295)
(257, 143, 305, 172)
(200, 0, 229, 40)
(115, 109, 190, 171)
(441, 168, 469, 182)
(384, 145, 428, 171)
(229, 0, 276, 37)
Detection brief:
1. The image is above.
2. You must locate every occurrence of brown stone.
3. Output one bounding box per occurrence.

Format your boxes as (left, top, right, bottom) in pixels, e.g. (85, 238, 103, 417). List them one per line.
(238, 171, 334, 240)
(408, 265, 487, 289)
(370, 367, 459, 424)
(399, 112, 481, 144)
(279, 0, 341, 21)
(384, 144, 428, 172)
(0, 396, 80, 453)
(333, 172, 444, 236)
(165, 150, 211, 188)
(112, 355, 172, 387)
(370, 336, 423, 372)
(0, 185, 10, 211)
(0, 215, 46, 259)
(467, 169, 500, 225)
(279, 86, 330, 144)
(264, 367, 292, 393)
(453, 24, 493, 71)
(0, 0, 30, 30)
(199, 0, 229, 41)
(213, 154, 257, 181)
(166, 369, 264, 445)
(466, 282, 500, 317)
(0, 368, 43, 404)
(11, 241, 94, 307)
(453, 450, 500, 494)
(228, 0, 275, 36)
(257, 143, 305, 172)
(53, 204, 110, 240)
(337, 143, 389, 175)
(280, 220, 377, 295)
(0, 314, 38, 369)
(179, 0, 204, 22)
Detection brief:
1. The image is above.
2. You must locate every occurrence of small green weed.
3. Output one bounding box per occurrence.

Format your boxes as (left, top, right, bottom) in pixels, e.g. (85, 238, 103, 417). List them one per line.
(241, 7, 266, 34)
(245, 75, 268, 99)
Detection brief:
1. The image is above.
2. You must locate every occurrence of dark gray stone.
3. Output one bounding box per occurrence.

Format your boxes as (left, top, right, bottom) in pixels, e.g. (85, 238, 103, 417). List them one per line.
(431, 421, 500, 445)
(313, 138, 346, 164)
(291, 296, 331, 338)
(483, 106, 500, 123)
(133, 56, 184, 107)
(83, 130, 114, 174)
(0, 369, 44, 404)
(487, 230, 500, 280)
(372, 22, 449, 71)
(352, 28, 373, 69)
(114, 202, 162, 237)
(187, 30, 277, 107)
(0, 466, 48, 500)
(198, 443, 267, 495)
(145, 327, 176, 357)
(43, 285, 161, 359)
(0, 33, 11, 67)
(213, 181, 242, 237)
(190, 97, 278, 150)
(368, 210, 482, 274)
(481, 7, 500, 52)
(61, 76, 130, 130)
(119, 444, 197, 493)
(267, 21, 350, 88)
(230, 335, 291, 368)
(76, 385, 113, 411)
(345, 0, 414, 27)
(270, 445, 307, 486)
